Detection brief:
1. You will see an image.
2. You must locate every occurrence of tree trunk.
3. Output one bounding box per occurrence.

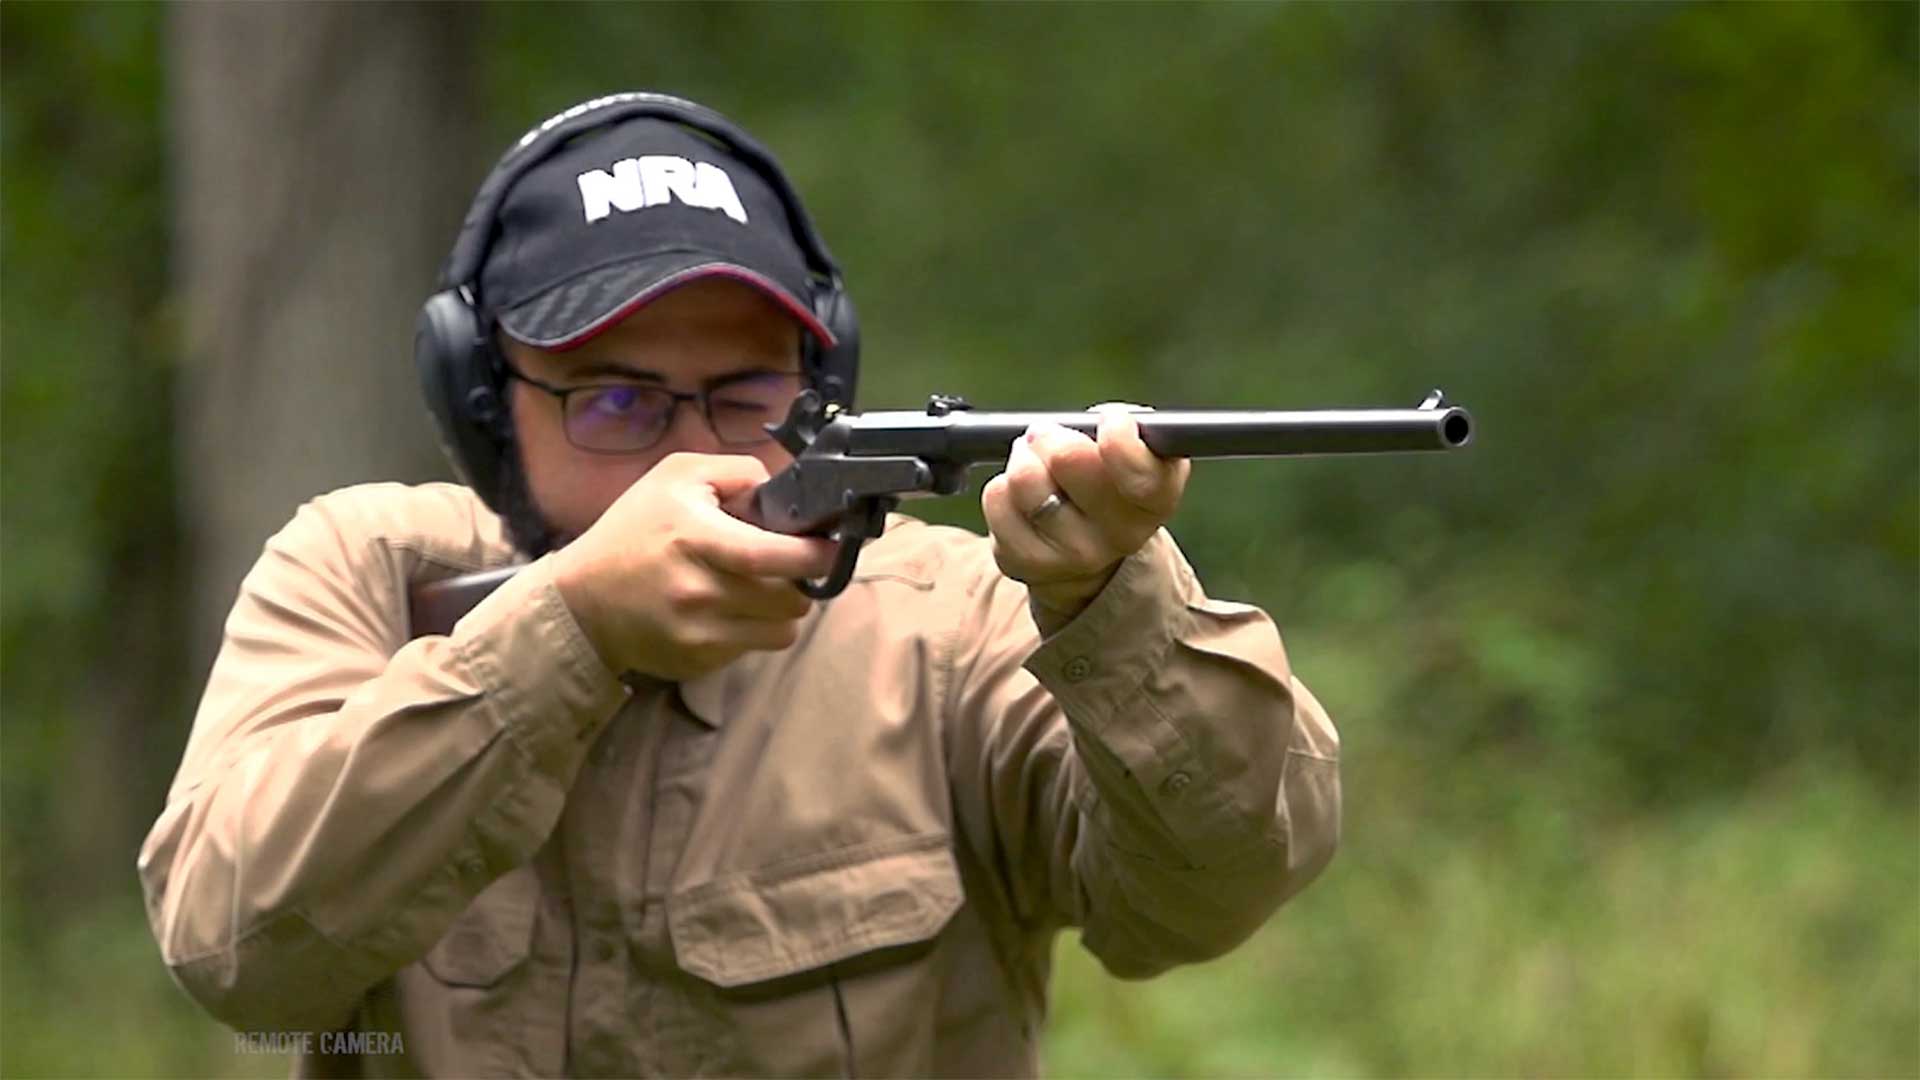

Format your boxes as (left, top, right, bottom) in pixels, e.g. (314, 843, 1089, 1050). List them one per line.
(171, 1, 480, 666)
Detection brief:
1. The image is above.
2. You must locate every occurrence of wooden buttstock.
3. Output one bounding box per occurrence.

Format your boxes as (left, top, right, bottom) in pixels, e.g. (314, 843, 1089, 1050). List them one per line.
(407, 566, 521, 639)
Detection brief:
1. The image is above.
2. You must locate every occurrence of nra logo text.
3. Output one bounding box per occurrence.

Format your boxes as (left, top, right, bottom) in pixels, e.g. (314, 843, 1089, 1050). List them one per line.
(576, 156, 748, 226)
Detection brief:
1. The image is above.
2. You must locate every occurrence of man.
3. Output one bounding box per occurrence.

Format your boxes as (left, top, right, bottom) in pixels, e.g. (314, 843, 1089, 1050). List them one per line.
(138, 93, 1340, 1077)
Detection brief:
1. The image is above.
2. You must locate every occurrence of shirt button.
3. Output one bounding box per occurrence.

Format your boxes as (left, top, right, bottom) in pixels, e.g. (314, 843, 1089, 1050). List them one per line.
(458, 853, 487, 878)
(1159, 771, 1192, 797)
(1063, 656, 1093, 682)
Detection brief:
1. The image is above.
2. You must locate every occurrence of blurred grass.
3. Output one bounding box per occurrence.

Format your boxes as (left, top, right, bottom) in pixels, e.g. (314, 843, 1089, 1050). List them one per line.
(0, 895, 281, 1080)
(1044, 764, 1918, 1077)
(4, 764, 1910, 1078)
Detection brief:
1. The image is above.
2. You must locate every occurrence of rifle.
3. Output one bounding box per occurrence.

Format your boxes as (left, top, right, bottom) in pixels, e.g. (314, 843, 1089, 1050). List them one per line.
(408, 389, 1473, 635)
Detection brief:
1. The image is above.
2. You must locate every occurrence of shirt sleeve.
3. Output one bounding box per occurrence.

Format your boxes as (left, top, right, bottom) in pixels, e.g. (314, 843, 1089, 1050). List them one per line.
(942, 529, 1340, 977)
(135, 490, 630, 1032)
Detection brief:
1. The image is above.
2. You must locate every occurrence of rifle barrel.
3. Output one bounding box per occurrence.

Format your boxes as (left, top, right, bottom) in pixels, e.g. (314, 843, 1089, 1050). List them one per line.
(844, 405, 1474, 463)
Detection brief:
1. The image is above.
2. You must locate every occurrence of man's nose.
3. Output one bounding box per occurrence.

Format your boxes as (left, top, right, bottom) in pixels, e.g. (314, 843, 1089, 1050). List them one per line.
(657, 398, 724, 455)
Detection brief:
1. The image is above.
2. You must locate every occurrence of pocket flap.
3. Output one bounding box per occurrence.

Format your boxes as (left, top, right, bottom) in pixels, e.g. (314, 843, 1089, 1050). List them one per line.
(421, 866, 538, 988)
(668, 834, 963, 988)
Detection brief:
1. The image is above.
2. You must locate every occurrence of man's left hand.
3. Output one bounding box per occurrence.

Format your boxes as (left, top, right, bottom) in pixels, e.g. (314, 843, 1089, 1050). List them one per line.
(981, 403, 1191, 626)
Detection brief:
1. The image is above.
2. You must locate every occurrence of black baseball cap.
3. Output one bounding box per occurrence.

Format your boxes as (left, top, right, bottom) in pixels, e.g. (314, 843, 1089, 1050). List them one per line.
(478, 117, 836, 351)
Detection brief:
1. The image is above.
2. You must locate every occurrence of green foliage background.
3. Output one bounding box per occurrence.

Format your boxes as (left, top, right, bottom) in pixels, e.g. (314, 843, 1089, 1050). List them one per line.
(3, 3, 1915, 1076)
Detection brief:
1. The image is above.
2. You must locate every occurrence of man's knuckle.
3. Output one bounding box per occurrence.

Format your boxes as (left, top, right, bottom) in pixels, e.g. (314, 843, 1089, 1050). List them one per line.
(669, 625, 707, 654)
(662, 573, 713, 613)
(691, 628, 741, 659)
(664, 529, 704, 562)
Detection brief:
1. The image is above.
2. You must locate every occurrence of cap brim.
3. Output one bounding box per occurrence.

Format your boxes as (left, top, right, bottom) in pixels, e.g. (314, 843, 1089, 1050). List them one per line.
(496, 253, 836, 352)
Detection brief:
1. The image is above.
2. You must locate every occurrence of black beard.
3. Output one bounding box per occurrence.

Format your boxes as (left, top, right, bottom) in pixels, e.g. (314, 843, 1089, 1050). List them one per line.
(495, 445, 565, 558)
(492, 385, 565, 558)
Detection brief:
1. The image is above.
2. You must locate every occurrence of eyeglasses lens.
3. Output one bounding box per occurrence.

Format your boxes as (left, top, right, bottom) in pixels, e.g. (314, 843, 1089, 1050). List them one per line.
(566, 386, 674, 452)
(562, 374, 802, 452)
(707, 373, 803, 445)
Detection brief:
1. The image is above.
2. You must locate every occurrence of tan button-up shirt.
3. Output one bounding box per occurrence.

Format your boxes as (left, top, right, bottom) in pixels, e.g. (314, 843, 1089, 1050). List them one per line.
(137, 482, 1340, 1077)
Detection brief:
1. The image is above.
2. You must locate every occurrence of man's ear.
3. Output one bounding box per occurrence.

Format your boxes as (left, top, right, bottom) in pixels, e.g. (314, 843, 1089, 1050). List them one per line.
(473, 332, 516, 441)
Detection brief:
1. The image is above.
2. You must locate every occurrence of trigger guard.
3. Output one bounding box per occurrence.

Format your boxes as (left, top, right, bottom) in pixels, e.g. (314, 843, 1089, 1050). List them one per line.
(795, 534, 864, 599)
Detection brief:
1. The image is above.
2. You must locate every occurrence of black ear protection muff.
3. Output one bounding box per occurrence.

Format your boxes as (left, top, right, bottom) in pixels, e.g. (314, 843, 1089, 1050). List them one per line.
(413, 92, 860, 513)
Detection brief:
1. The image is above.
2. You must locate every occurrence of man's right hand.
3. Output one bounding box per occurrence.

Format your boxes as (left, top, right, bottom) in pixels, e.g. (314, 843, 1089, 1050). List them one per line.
(550, 453, 838, 682)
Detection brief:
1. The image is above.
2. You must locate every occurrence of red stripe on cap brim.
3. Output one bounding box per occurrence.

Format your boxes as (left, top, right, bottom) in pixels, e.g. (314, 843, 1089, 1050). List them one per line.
(534, 264, 836, 352)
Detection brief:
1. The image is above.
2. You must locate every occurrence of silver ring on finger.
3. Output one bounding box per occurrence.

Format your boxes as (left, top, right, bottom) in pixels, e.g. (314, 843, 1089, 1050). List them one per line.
(1028, 492, 1068, 523)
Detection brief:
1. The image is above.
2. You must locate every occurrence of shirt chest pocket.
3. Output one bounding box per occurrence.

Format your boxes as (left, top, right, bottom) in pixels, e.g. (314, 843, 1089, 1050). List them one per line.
(664, 833, 965, 1076)
(421, 865, 540, 988)
(402, 866, 559, 1077)
(668, 832, 963, 987)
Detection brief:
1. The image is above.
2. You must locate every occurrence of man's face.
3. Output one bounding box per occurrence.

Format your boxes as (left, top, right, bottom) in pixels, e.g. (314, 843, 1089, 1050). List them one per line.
(500, 277, 806, 545)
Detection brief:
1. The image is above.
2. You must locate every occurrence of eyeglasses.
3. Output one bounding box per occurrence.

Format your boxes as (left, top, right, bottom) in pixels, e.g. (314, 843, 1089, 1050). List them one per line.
(501, 363, 805, 453)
